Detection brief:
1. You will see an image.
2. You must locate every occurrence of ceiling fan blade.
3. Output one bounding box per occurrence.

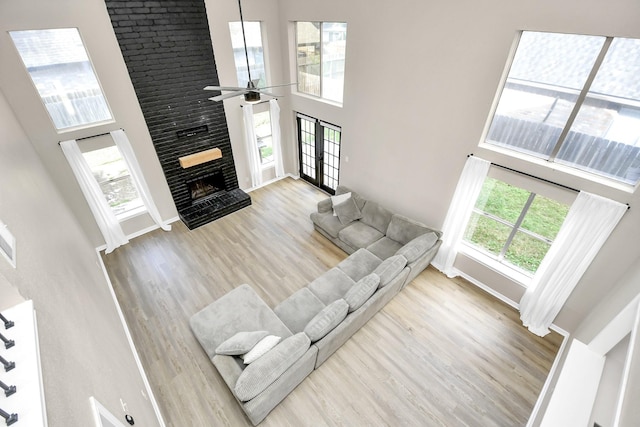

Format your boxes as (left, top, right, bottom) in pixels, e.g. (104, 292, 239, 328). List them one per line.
(253, 89, 280, 97)
(208, 90, 249, 102)
(261, 82, 297, 89)
(204, 85, 246, 91)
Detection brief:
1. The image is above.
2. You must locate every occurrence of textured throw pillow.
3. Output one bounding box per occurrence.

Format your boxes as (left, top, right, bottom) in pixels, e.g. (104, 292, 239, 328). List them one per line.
(234, 333, 311, 402)
(303, 299, 349, 342)
(373, 255, 408, 288)
(343, 273, 380, 312)
(241, 335, 281, 364)
(331, 192, 352, 216)
(395, 232, 438, 263)
(333, 196, 363, 225)
(215, 330, 269, 356)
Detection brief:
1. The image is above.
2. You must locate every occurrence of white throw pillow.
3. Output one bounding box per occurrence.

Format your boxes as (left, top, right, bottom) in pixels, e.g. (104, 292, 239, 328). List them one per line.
(241, 335, 281, 364)
(331, 192, 352, 216)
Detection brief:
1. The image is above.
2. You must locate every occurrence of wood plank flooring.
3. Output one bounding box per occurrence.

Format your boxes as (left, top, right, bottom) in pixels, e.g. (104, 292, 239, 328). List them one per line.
(102, 177, 563, 427)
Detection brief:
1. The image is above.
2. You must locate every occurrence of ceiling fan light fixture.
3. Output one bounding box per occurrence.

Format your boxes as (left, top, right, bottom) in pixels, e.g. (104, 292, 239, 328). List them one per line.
(244, 91, 261, 103)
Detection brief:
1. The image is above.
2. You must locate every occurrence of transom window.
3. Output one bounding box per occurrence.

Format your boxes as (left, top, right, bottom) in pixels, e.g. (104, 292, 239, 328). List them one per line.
(10, 28, 113, 131)
(229, 21, 266, 88)
(83, 145, 144, 219)
(463, 177, 570, 276)
(296, 22, 347, 103)
(485, 31, 640, 186)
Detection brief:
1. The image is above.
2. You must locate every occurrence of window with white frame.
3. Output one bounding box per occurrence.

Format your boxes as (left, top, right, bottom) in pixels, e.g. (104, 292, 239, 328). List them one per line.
(484, 31, 640, 186)
(253, 110, 273, 165)
(462, 174, 571, 278)
(82, 145, 145, 219)
(229, 21, 266, 88)
(10, 28, 113, 131)
(296, 22, 347, 103)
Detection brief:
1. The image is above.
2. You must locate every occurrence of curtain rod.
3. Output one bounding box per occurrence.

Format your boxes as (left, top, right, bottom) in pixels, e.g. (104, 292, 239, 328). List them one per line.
(57, 129, 123, 145)
(468, 154, 630, 210)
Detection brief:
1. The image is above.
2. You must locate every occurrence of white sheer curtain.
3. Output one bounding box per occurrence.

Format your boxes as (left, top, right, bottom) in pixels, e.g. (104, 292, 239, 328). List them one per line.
(242, 103, 263, 188)
(60, 139, 128, 253)
(520, 191, 627, 336)
(269, 99, 285, 178)
(111, 129, 171, 232)
(432, 156, 491, 277)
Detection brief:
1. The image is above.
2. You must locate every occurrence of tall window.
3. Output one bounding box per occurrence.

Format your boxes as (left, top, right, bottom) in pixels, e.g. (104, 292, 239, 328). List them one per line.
(10, 28, 113, 131)
(485, 31, 640, 186)
(296, 22, 347, 103)
(83, 145, 144, 219)
(463, 177, 570, 276)
(253, 110, 273, 164)
(229, 21, 266, 88)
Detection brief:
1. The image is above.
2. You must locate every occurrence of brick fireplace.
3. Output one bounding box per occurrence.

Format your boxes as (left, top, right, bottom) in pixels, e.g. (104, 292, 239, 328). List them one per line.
(104, 0, 251, 229)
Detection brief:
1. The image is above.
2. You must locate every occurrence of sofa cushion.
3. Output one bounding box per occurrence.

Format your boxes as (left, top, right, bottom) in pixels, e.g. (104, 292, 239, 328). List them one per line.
(360, 201, 393, 234)
(338, 221, 385, 250)
(242, 335, 282, 364)
(334, 196, 363, 225)
(189, 284, 292, 359)
(335, 185, 366, 211)
(343, 273, 380, 312)
(331, 192, 352, 216)
(310, 212, 350, 239)
(367, 237, 403, 260)
(234, 332, 311, 402)
(373, 255, 408, 287)
(274, 288, 326, 334)
(215, 330, 269, 356)
(336, 248, 382, 281)
(395, 232, 438, 263)
(386, 214, 431, 245)
(308, 268, 357, 305)
(303, 299, 349, 342)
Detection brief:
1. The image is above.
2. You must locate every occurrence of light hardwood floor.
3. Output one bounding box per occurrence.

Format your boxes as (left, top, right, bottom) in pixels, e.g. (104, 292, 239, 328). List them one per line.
(102, 177, 563, 427)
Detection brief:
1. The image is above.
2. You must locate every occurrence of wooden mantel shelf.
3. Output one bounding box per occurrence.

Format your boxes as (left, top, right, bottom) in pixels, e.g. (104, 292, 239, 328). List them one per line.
(179, 148, 222, 168)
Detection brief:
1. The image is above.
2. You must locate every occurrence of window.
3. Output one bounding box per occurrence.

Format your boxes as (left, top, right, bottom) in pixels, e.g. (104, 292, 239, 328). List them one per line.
(297, 114, 341, 193)
(296, 22, 347, 103)
(10, 28, 113, 131)
(229, 21, 266, 88)
(485, 31, 640, 186)
(83, 145, 144, 219)
(463, 177, 570, 276)
(253, 110, 273, 164)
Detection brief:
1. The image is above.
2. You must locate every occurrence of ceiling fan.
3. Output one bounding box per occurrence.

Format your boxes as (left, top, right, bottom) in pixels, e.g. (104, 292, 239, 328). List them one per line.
(204, 0, 294, 103)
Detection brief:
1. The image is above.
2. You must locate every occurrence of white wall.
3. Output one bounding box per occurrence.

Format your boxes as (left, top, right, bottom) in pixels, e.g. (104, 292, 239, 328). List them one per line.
(272, 0, 640, 334)
(0, 0, 177, 249)
(0, 90, 160, 426)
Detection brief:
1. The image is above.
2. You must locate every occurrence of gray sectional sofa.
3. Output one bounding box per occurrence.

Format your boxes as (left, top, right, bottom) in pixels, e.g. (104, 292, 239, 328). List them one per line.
(190, 186, 442, 425)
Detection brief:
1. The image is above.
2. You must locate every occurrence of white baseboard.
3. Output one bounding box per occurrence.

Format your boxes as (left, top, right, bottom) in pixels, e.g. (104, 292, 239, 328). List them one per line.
(96, 249, 167, 427)
(245, 173, 299, 193)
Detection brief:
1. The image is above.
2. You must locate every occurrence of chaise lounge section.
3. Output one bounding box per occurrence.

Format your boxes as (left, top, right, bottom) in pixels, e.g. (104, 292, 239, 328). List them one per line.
(190, 187, 442, 425)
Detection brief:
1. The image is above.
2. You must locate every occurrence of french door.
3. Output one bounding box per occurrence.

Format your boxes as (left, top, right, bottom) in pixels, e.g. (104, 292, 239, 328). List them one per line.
(297, 113, 342, 194)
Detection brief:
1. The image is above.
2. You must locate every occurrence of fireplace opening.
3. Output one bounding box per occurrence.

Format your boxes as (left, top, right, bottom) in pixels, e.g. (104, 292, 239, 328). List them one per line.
(187, 169, 225, 202)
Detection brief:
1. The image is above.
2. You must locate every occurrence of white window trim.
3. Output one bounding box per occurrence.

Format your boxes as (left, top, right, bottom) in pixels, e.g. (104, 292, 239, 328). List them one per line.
(115, 204, 147, 222)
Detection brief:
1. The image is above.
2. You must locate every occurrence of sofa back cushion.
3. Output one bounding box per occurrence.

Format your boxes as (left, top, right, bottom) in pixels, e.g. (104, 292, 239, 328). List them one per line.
(360, 201, 393, 234)
(386, 214, 433, 245)
(344, 273, 380, 312)
(234, 332, 311, 402)
(395, 232, 438, 263)
(373, 255, 408, 287)
(304, 299, 349, 342)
